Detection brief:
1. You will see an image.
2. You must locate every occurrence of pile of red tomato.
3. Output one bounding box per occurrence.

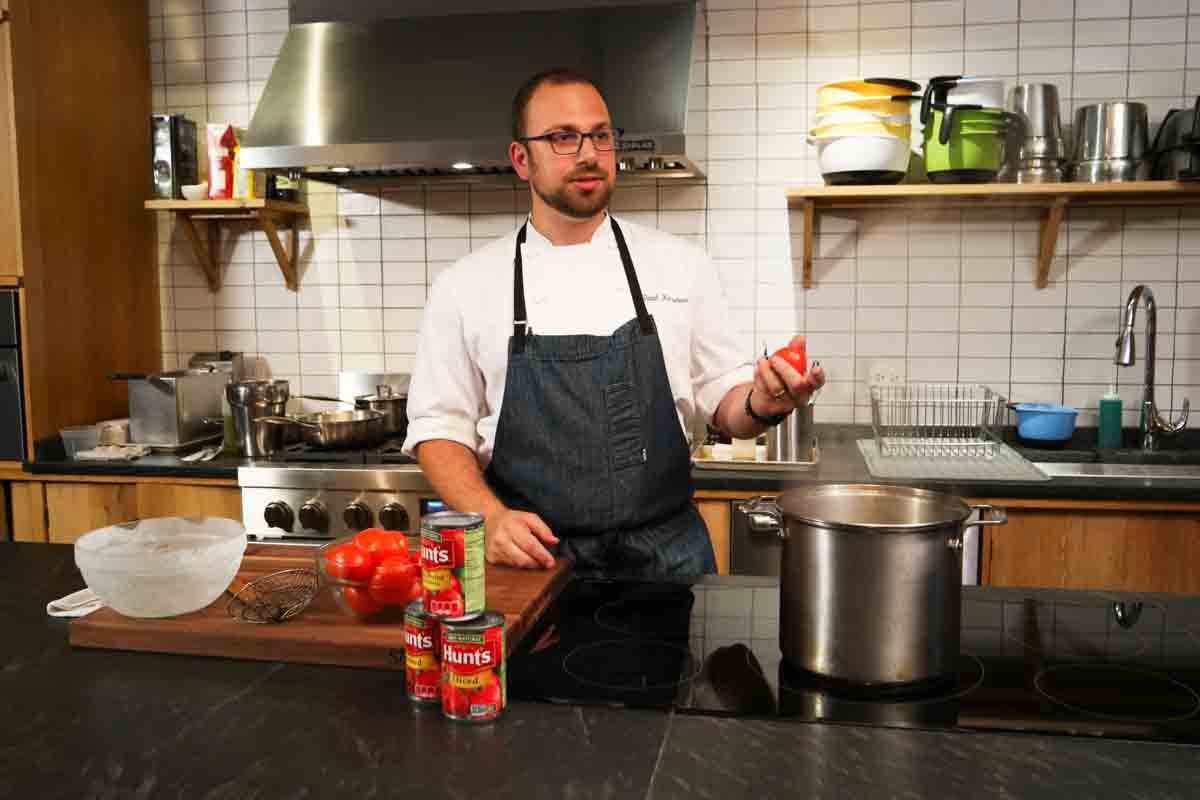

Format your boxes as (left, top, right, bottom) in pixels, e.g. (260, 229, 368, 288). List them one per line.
(321, 528, 420, 617)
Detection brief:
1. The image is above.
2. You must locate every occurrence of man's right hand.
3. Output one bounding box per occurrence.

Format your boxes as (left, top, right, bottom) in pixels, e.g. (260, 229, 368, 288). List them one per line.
(485, 508, 559, 569)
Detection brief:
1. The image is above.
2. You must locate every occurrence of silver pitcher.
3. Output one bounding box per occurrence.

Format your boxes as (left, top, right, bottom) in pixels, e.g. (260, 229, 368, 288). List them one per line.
(227, 379, 290, 457)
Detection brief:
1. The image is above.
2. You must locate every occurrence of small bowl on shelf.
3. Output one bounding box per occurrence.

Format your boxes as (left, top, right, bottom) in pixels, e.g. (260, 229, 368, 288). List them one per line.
(180, 184, 207, 201)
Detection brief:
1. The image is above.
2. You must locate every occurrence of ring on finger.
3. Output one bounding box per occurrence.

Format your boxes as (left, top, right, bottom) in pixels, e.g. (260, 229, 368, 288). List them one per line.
(771, 389, 787, 400)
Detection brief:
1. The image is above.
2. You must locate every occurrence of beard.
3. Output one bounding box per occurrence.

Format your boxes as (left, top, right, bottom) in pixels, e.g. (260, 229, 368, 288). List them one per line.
(528, 157, 614, 219)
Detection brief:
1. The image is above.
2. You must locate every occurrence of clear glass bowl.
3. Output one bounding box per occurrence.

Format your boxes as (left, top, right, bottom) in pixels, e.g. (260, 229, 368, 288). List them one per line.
(74, 517, 246, 618)
(315, 536, 409, 623)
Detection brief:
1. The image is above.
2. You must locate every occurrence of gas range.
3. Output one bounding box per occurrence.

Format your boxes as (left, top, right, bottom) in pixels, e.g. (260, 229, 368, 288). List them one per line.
(507, 578, 1200, 744)
(238, 445, 437, 542)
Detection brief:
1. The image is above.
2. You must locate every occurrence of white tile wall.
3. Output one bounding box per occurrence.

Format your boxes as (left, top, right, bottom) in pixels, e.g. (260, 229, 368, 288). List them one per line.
(151, 0, 1198, 426)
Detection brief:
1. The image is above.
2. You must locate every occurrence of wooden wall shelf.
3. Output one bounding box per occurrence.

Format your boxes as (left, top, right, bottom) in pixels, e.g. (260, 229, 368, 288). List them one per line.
(786, 181, 1200, 289)
(145, 199, 309, 291)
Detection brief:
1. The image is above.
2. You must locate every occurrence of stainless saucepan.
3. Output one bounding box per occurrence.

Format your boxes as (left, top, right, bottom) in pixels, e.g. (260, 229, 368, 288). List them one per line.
(298, 384, 406, 438)
(740, 484, 1007, 687)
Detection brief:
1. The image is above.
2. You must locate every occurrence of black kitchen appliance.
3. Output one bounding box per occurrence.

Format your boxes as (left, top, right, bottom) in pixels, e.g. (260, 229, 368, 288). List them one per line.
(151, 114, 199, 199)
(508, 578, 1200, 744)
(0, 291, 25, 460)
(1150, 96, 1200, 180)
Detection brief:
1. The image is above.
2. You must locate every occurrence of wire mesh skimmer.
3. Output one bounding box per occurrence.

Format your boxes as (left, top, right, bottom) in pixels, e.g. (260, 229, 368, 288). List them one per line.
(870, 382, 1005, 458)
(225, 568, 319, 624)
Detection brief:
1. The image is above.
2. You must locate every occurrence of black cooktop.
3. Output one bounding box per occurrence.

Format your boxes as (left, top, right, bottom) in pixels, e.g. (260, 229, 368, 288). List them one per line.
(507, 579, 1200, 743)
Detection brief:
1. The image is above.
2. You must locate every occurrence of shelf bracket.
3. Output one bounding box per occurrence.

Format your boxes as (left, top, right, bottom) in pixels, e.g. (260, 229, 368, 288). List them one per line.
(176, 213, 222, 292)
(259, 211, 300, 292)
(801, 199, 815, 289)
(1037, 198, 1067, 289)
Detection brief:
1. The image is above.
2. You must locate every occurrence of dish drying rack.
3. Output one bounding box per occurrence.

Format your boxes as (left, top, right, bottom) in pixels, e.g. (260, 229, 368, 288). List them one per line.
(870, 383, 1005, 459)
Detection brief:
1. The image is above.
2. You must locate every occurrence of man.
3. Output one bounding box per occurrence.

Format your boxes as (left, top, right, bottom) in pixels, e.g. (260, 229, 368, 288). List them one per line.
(403, 68, 825, 576)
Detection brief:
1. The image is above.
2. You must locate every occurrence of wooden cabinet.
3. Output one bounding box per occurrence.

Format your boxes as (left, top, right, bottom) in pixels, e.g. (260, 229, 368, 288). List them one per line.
(8, 479, 242, 544)
(136, 484, 243, 522)
(696, 499, 731, 575)
(46, 483, 137, 544)
(2, 2, 159, 451)
(0, 3, 21, 279)
(979, 500, 1200, 593)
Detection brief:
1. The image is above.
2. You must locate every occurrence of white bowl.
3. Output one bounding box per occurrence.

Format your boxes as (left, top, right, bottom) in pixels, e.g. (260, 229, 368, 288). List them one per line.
(943, 78, 1006, 110)
(75, 517, 246, 618)
(812, 134, 913, 177)
(180, 184, 207, 201)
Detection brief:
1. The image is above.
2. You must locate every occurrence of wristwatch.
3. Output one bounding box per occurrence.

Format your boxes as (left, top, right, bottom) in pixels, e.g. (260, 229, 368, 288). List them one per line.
(744, 388, 788, 427)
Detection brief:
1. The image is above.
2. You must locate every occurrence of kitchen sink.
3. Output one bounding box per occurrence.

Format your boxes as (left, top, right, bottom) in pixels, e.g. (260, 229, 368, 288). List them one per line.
(1034, 461, 1200, 483)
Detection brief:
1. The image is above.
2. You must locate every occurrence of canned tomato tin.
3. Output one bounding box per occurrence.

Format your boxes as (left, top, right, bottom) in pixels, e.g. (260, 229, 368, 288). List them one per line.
(441, 611, 506, 723)
(420, 511, 486, 621)
(403, 599, 441, 706)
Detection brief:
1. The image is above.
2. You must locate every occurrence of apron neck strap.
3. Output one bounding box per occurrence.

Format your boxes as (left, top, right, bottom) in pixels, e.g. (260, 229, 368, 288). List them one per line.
(511, 216, 655, 353)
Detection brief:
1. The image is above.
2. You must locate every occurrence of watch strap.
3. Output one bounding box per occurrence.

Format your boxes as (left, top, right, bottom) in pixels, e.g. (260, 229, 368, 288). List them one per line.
(744, 388, 788, 427)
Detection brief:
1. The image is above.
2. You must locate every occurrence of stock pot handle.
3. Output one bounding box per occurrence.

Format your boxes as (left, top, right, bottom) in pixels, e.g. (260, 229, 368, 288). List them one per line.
(970, 504, 1008, 527)
(737, 496, 786, 539)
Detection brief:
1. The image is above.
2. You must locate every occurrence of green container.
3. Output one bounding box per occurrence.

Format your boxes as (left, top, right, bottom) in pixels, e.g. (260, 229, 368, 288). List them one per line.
(923, 108, 1006, 176)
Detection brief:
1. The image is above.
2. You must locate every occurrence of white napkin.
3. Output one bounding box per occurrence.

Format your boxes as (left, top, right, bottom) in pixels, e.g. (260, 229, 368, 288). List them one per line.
(74, 444, 152, 461)
(46, 588, 104, 617)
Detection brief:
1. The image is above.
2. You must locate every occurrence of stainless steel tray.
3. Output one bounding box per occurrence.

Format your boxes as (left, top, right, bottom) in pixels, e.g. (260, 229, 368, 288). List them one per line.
(692, 440, 820, 472)
(129, 433, 224, 453)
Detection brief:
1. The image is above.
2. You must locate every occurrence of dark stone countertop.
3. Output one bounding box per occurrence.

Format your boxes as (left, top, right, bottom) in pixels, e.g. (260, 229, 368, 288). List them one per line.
(18, 425, 1200, 501)
(691, 425, 1200, 501)
(4, 543, 1200, 800)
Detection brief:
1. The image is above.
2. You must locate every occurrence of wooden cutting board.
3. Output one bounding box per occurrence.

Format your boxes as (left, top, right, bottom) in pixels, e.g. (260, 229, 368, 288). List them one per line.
(69, 544, 572, 670)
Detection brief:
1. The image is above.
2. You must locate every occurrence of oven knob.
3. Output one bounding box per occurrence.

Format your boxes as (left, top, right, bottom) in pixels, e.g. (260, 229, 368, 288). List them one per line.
(379, 503, 410, 532)
(298, 500, 329, 532)
(343, 501, 373, 531)
(263, 501, 294, 531)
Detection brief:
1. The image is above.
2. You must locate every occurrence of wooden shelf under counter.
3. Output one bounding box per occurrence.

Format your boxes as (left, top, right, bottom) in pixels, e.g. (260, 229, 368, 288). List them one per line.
(145, 199, 309, 292)
(787, 180, 1200, 290)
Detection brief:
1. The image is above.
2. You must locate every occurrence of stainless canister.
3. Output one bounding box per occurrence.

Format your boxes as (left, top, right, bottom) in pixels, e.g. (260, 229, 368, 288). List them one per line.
(740, 485, 1007, 686)
(227, 379, 290, 457)
(1070, 102, 1150, 182)
(765, 403, 814, 462)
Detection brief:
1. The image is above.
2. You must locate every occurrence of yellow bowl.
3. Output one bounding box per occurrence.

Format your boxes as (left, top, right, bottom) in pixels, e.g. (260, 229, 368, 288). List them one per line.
(816, 78, 919, 108)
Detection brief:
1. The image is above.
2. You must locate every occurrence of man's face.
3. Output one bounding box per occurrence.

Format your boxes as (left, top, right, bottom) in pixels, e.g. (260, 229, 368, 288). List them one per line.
(512, 82, 616, 219)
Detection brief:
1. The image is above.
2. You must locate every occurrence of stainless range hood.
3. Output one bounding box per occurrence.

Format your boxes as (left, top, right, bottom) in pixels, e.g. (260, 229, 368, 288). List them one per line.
(240, 1, 702, 183)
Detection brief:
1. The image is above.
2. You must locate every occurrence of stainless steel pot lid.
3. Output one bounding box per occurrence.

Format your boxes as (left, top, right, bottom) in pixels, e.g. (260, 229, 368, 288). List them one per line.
(777, 483, 972, 532)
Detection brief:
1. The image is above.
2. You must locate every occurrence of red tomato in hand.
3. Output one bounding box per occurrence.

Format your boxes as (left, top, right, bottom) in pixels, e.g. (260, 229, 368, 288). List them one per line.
(322, 543, 372, 582)
(340, 585, 383, 617)
(369, 556, 421, 606)
(771, 344, 807, 375)
(353, 528, 409, 569)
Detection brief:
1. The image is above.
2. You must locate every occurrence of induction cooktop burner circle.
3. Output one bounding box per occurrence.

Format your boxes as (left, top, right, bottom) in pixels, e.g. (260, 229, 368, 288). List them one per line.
(1034, 664, 1200, 723)
(778, 653, 986, 706)
(563, 639, 700, 691)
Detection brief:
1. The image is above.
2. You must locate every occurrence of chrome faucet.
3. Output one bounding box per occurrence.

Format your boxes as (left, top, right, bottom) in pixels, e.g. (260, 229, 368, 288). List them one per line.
(1114, 285, 1189, 450)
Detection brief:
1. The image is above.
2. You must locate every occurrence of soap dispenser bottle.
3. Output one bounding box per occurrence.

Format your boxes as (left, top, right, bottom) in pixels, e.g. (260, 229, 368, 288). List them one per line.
(1098, 386, 1122, 449)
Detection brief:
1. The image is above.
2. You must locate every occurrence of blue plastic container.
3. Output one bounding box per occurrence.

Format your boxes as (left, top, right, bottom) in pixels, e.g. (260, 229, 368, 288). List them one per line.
(1010, 403, 1079, 442)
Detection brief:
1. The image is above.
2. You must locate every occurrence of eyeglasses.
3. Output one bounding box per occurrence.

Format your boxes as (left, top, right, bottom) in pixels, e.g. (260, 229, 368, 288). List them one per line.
(518, 127, 624, 156)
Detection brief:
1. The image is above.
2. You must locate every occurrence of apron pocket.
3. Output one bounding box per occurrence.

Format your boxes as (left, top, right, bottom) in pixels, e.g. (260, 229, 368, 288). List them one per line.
(604, 381, 645, 471)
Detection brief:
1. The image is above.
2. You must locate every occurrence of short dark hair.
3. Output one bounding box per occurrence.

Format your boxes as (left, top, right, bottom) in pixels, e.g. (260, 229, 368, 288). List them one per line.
(511, 68, 605, 141)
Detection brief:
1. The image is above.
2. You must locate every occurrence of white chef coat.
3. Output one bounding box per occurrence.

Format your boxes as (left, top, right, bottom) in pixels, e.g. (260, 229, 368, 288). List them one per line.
(402, 213, 753, 467)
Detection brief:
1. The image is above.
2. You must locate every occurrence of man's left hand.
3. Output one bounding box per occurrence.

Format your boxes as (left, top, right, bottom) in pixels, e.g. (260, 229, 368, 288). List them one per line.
(753, 335, 826, 417)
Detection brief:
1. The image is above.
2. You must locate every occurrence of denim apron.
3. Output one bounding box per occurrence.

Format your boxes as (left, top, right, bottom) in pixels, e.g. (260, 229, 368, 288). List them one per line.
(483, 218, 717, 578)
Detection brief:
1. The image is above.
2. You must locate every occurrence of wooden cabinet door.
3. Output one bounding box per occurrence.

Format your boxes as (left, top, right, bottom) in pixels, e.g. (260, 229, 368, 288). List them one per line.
(45, 482, 137, 543)
(136, 484, 242, 522)
(983, 508, 1200, 593)
(0, 1, 21, 277)
(696, 499, 730, 576)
